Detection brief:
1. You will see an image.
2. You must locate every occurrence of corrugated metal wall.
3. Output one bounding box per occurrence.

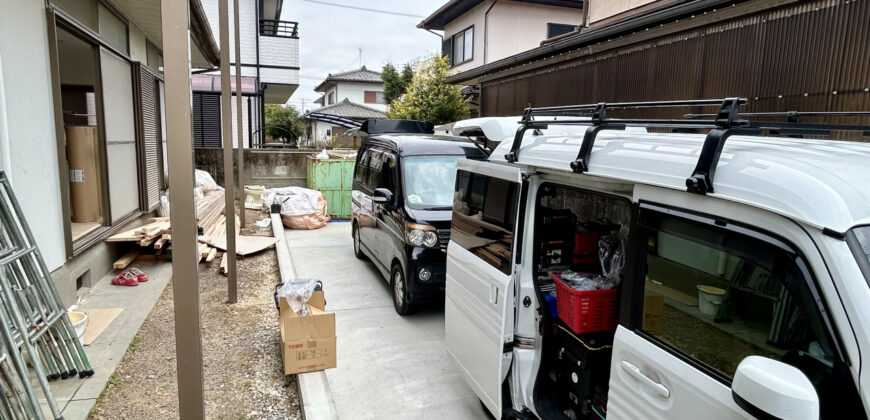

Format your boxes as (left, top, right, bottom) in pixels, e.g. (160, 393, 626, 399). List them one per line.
(480, 0, 870, 128)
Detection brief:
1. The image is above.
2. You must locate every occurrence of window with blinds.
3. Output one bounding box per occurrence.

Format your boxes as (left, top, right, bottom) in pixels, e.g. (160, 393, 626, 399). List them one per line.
(192, 93, 222, 148)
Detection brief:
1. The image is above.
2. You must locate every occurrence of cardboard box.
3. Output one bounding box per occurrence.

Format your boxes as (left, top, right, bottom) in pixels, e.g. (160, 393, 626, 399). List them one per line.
(279, 291, 336, 374)
(643, 295, 664, 335)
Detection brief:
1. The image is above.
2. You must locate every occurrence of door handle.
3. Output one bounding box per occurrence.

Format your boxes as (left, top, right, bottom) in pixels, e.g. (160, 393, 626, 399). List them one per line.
(490, 284, 498, 305)
(621, 360, 670, 398)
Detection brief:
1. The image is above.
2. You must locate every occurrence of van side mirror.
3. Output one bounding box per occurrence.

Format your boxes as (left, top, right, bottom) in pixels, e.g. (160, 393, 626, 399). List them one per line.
(373, 188, 393, 204)
(732, 356, 819, 420)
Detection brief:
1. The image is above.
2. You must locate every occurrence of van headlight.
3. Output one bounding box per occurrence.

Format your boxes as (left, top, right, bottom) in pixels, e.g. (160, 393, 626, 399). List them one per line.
(406, 223, 439, 248)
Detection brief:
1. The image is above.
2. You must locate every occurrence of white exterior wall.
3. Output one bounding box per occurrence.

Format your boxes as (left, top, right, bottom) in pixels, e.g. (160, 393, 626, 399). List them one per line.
(0, 0, 66, 271)
(588, 0, 660, 24)
(487, 1, 583, 62)
(443, 0, 490, 73)
(334, 82, 387, 112)
(443, 0, 582, 73)
(202, 0, 258, 66)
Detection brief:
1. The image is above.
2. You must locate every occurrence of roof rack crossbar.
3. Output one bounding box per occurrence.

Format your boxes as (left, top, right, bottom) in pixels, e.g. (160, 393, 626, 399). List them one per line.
(571, 103, 625, 173)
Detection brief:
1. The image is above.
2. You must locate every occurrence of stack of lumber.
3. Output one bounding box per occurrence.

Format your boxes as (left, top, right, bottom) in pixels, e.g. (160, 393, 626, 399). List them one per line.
(106, 189, 239, 271)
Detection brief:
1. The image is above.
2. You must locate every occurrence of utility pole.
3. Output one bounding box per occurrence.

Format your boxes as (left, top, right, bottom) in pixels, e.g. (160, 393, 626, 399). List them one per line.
(161, 0, 205, 417)
(220, 0, 239, 303)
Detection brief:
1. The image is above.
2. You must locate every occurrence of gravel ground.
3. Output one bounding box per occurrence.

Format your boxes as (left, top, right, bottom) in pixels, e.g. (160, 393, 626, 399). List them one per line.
(90, 209, 300, 419)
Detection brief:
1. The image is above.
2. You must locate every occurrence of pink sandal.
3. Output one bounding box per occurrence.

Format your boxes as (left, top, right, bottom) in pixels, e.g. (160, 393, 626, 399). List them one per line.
(128, 268, 148, 283)
(111, 272, 139, 286)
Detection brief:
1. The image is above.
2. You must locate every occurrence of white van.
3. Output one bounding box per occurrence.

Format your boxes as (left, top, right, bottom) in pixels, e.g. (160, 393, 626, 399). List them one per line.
(445, 99, 870, 420)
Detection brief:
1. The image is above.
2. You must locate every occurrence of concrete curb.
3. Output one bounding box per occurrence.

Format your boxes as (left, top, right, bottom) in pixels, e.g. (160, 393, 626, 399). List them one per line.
(272, 214, 338, 420)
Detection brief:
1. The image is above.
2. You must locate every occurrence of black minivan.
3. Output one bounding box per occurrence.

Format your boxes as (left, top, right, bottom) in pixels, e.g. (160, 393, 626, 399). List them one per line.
(351, 120, 486, 315)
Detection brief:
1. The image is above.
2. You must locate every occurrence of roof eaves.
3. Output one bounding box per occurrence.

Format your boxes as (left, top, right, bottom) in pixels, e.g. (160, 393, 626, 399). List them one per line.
(189, 0, 220, 67)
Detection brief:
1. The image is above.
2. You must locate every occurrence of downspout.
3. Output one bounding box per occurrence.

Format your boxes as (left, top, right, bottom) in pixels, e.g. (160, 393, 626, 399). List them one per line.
(483, 0, 499, 65)
(583, 0, 591, 28)
(0, 51, 11, 178)
(255, 0, 263, 145)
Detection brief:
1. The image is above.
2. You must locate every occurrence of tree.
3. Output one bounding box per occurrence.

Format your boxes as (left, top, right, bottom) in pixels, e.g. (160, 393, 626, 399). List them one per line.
(382, 63, 416, 104)
(386, 56, 468, 125)
(264, 104, 304, 147)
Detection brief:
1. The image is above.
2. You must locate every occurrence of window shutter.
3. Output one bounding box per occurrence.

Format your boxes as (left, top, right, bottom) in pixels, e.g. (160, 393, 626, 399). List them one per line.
(442, 37, 453, 64)
(137, 64, 162, 210)
(193, 93, 222, 148)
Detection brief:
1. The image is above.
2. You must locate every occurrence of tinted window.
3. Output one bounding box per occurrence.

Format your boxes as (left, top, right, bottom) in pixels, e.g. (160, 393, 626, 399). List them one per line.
(366, 151, 383, 188)
(638, 208, 851, 417)
(354, 148, 370, 184)
(451, 170, 519, 275)
(378, 154, 396, 192)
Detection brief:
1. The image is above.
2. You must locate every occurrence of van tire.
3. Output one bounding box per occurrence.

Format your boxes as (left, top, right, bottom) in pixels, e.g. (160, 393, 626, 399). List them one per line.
(391, 264, 414, 316)
(352, 222, 365, 260)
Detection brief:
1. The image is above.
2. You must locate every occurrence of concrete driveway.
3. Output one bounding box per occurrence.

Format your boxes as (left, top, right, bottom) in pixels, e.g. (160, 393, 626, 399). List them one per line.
(285, 222, 488, 420)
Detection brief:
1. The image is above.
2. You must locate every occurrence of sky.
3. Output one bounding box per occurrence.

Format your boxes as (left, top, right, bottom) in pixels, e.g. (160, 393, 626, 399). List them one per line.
(280, 0, 446, 112)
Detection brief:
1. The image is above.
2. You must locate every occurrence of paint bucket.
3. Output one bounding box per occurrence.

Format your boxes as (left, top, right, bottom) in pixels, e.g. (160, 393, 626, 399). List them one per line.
(697, 285, 725, 315)
(67, 311, 88, 340)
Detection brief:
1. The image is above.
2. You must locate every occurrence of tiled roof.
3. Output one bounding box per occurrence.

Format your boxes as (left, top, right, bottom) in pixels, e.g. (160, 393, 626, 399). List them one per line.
(304, 99, 386, 120)
(314, 66, 383, 91)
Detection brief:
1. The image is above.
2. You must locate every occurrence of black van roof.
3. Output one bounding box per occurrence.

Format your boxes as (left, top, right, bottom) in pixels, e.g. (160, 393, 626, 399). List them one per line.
(363, 133, 484, 156)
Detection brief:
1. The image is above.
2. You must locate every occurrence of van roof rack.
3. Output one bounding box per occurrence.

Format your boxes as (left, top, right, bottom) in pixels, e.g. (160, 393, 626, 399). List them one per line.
(504, 98, 870, 195)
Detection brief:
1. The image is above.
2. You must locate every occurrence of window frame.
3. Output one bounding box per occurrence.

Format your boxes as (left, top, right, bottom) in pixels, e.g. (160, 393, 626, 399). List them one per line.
(624, 201, 848, 386)
(449, 25, 474, 67)
(353, 147, 371, 187)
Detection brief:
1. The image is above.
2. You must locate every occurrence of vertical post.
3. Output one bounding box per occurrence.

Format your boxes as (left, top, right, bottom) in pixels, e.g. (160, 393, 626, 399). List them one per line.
(234, 0, 246, 229)
(220, 0, 238, 303)
(160, 0, 205, 417)
(247, 97, 253, 149)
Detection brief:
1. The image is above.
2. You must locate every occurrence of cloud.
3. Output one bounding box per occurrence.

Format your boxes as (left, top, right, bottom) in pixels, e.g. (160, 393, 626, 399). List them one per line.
(281, 0, 444, 111)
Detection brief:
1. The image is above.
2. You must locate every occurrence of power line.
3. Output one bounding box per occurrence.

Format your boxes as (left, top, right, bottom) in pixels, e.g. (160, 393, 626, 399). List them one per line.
(300, 0, 424, 18)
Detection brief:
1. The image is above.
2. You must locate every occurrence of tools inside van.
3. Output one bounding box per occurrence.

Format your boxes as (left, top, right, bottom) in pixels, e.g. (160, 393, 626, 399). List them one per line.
(532, 184, 632, 420)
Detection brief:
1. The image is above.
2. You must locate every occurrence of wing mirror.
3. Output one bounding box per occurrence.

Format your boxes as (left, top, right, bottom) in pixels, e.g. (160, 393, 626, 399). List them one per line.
(373, 188, 393, 204)
(732, 356, 819, 420)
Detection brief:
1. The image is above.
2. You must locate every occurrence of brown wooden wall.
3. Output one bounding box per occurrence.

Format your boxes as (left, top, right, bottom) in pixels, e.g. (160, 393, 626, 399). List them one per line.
(480, 0, 870, 127)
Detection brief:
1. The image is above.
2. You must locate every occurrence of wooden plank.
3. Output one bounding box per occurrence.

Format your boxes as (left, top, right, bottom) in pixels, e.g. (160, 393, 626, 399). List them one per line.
(154, 237, 168, 249)
(198, 235, 278, 256)
(205, 247, 217, 262)
(113, 249, 140, 269)
(135, 254, 157, 261)
(219, 252, 228, 274)
(105, 225, 145, 242)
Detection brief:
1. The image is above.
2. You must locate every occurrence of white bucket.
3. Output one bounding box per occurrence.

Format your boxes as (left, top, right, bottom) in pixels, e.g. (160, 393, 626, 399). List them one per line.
(67, 311, 88, 340)
(697, 285, 725, 316)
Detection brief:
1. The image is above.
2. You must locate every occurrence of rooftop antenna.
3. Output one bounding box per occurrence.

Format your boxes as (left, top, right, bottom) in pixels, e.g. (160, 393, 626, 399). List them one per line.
(358, 47, 363, 68)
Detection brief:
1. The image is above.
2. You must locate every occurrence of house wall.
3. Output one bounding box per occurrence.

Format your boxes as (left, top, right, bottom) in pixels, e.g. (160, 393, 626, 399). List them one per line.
(487, 1, 583, 62)
(202, 0, 258, 65)
(333, 82, 387, 112)
(443, 0, 490, 73)
(587, 0, 661, 25)
(0, 0, 67, 271)
(444, 0, 583, 73)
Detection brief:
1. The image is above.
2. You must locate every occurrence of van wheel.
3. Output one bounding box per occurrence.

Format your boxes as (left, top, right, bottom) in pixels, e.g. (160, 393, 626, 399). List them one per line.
(352, 222, 365, 259)
(391, 264, 414, 316)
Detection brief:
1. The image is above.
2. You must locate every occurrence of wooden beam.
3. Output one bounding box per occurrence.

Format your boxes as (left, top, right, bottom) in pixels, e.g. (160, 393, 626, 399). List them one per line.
(113, 249, 140, 269)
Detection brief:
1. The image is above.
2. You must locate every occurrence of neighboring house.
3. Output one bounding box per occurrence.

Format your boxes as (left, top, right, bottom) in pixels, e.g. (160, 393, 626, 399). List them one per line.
(193, 0, 300, 148)
(312, 66, 387, 112)
(443, 0, 870, 120)
(418, 0, 585, 74)
(303, 99, 386, 148)
(0, 0, 219, 305)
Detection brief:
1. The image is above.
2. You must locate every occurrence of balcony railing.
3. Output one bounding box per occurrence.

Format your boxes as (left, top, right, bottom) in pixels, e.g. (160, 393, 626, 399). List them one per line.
(259, 19, 299, 39)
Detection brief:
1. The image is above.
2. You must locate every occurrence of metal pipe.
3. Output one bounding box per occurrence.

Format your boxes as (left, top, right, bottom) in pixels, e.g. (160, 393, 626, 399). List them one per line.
(220, 0, 239, 303)
(234, 0, 246, 231)
(160, 0, 205, 416)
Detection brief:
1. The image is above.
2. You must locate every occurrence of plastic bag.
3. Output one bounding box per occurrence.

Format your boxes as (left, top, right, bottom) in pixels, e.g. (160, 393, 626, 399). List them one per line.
(194, 169, 222, 192)
(276, 278, 320, 316)
(261, 186, 330, 229)
(160, 193, 171, 217)
(315, 149, 329, 159)
(598, 232, 625, 285)
(255, 217, 272, 228)
(560, 270, 609, 291)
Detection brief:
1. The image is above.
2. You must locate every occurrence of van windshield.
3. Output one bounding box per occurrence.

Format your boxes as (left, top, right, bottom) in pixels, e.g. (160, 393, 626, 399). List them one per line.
(850, 226, 870, 286)
(402, 156, 459, 209)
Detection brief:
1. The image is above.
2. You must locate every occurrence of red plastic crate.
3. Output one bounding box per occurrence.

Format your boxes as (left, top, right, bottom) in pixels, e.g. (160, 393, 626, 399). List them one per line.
(551, 272, 618, 334)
